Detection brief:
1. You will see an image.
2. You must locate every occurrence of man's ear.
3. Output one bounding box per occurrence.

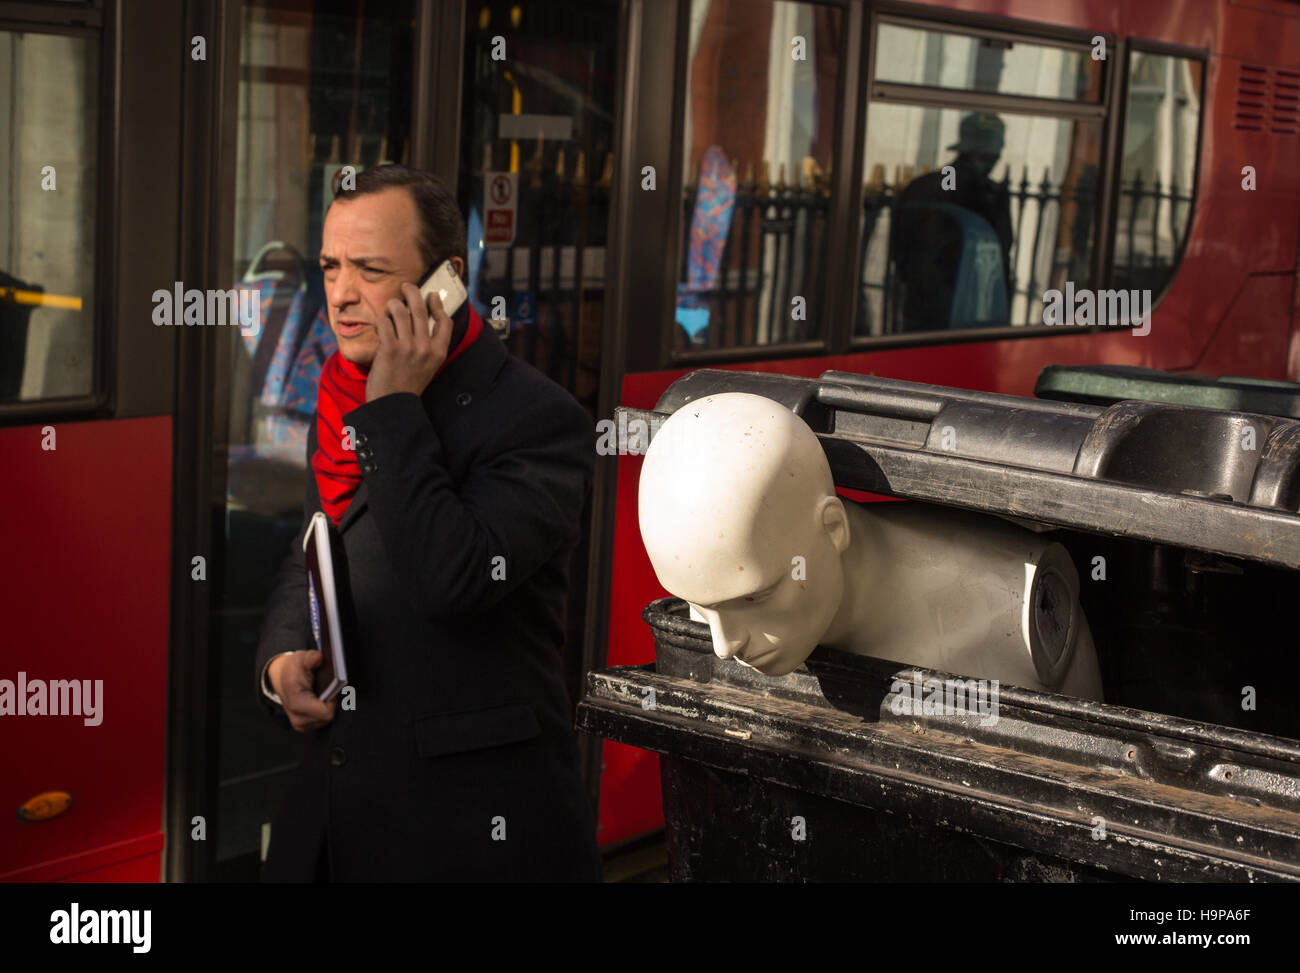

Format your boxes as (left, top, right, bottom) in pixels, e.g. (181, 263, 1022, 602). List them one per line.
(450, 256, 466, 280)
(819, 495, 850, 553)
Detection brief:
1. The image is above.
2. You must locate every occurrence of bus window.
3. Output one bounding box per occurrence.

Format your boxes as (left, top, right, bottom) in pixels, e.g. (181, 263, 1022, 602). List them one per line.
(1112, 51, 1203, 298)
(874, 22, 1104, 103)
(861, 106, 1102, 333)
(675, 0, 842, 352)
(860, 20, 1105, 336)
(0, 30, 98, 403)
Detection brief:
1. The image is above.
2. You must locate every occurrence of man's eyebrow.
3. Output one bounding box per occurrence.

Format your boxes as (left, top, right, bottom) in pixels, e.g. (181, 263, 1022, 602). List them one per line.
(319, 254, 395, 266)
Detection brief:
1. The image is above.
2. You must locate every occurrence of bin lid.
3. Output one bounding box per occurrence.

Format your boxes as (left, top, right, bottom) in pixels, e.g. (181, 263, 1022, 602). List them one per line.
(615, 367, 1300, 569)
(1037, 364, 1300, 418)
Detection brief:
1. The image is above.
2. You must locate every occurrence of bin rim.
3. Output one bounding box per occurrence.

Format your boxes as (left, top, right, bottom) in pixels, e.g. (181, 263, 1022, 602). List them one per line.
(639, 595, 1300, 766)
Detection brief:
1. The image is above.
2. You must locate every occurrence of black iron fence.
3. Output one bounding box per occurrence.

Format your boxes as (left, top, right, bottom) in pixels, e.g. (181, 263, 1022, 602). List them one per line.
(474, 151, 1194, 373)
(469, 147, 612, 412)
(1114, 169, 1195, 290)
(679, 161, 1194, 344)
(679, 159, 830, 348)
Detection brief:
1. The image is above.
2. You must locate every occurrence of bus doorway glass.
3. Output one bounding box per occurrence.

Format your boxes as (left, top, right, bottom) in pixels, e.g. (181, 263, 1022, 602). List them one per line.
(211, 0, 415, 880)
(456, 0, 619, 723)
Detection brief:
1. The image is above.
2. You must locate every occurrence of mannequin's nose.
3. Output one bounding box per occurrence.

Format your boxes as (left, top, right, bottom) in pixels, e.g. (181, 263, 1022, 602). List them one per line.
(706, 613, 748, 659)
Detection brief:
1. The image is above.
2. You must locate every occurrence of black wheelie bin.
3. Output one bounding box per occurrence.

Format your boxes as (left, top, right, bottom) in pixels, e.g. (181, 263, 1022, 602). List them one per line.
(576, 367, 1300, 882)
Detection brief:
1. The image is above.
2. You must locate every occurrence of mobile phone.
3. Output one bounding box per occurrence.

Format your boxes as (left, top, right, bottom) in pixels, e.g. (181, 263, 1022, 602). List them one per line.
(416, 259, 468, 336)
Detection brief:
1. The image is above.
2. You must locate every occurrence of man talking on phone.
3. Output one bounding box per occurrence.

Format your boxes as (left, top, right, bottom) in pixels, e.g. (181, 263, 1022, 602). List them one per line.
(253, 165, 601, 882)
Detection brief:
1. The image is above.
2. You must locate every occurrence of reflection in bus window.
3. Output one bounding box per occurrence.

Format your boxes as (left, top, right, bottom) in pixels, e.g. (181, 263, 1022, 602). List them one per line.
(860, 105, 1102, 334)
(890, 112, 1014, 330)
(874, 22, 1103, 103)
(230, 1, 413, 507)
(0, 31, 97, 403)
(676, 0, 841, 351)
(457, 2, 618, 409)
(216, 0, 415, 877)
(1112, 52, 1203, 296)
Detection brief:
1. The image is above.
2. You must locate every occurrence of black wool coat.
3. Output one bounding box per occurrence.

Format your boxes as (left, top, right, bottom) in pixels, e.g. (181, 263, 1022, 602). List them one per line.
(254, 317, 601, 882)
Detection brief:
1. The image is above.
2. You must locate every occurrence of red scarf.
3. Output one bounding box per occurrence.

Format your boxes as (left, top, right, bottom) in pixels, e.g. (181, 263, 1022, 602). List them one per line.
(312, 304, 484, 525)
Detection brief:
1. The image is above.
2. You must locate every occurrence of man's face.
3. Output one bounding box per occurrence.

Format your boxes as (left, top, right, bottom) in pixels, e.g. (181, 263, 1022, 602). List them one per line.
(967, 150, 1001, 178)
(681, 514, 845, 677)
(319, 186, 429, 366)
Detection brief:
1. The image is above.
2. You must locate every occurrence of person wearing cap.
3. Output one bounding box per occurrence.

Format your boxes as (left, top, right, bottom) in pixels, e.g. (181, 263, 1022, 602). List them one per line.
(253, 165, 601, 882)
(890, 111, 1014, 330)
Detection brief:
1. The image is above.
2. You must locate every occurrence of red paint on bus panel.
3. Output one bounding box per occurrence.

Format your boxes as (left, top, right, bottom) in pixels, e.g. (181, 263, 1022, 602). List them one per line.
(0, 417, 172, 881)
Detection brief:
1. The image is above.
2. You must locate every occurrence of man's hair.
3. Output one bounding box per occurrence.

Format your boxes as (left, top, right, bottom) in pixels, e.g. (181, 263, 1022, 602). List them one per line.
(334, 165, 467, 272)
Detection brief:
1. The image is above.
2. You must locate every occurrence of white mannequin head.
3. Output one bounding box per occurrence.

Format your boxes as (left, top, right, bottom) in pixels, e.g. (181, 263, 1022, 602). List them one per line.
(638, 393, 850, 676)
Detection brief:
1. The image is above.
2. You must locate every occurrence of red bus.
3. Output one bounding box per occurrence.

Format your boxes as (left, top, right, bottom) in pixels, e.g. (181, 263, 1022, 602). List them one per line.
(2, 0, 1297, 881)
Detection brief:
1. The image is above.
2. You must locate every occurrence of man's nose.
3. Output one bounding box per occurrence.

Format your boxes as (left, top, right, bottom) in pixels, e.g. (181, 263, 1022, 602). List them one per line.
(328, 266, 360, 309)
(704, 611, 748, 659)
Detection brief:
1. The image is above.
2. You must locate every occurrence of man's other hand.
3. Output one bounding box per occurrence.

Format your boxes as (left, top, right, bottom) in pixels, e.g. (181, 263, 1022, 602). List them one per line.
(366, 283, 453, 401)
(269, 650, 338, 732)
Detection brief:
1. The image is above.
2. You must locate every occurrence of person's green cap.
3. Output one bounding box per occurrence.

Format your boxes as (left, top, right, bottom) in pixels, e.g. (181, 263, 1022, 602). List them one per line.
(947, 112, 1005, 154)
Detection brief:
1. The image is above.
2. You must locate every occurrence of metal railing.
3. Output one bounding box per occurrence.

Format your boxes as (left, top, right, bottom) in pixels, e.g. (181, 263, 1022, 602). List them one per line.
(472, 145, 613, 411)
(679, 159, 1193, 343)
(476, 148, 1194, 369)
(679, 158, 829, 348)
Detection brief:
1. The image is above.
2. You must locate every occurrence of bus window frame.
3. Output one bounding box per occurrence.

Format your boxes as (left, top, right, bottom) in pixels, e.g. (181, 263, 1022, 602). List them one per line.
(664, 0, 857, 368)
(658, 1, 1207, 367)
(1106, 39, 1209, 319)
(0, 4, 113, 424)
(0, 1, 102, 29)
(872, 14, 1107, 105)
(854, 11, 1119, 349)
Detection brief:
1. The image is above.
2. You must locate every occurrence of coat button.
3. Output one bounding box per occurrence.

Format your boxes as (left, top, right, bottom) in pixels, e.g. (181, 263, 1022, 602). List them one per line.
(456, 392, 472, 406)
(355, 432, 368, 446)
(329, 747, 346, 766)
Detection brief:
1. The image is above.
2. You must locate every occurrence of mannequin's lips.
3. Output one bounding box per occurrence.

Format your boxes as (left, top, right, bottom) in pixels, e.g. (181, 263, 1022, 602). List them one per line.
(735, 648, 771, 669)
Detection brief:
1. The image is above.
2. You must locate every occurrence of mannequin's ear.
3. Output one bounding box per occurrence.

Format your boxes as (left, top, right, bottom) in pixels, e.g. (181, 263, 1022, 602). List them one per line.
(819, 495, 850, 553)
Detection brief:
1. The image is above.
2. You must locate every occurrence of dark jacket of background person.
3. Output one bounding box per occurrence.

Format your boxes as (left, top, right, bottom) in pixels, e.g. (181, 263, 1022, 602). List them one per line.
(253, 319, 601, 881)
(891, 155, 1014, 330)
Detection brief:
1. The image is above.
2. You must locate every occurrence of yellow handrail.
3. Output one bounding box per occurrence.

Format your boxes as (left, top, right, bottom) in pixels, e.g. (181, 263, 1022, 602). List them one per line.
(502, 69, 521, 173)
(0, 287, 82, 311)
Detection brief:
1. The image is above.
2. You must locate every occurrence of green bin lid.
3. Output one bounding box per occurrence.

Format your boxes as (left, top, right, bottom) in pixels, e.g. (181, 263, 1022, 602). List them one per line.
(1036, 364, 1300, 419)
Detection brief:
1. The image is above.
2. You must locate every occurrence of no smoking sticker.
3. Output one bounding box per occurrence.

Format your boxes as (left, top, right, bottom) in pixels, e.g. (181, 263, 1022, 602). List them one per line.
(485, 171, 517, 247)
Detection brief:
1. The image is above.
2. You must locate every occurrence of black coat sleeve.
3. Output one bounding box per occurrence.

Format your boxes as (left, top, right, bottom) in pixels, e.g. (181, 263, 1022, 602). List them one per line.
(343, 389, 594, 621)
(252, 423, 322, 717)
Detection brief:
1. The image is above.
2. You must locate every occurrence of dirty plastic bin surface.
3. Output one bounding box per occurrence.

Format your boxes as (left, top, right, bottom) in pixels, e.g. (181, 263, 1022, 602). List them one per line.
(578, 598, 1300, 882)
(576, 368, 1300, 882)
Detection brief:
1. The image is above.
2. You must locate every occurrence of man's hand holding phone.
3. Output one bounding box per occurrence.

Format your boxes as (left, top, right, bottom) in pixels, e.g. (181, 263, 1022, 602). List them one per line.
(366, 277, 455, 403)
(269, 650, 338, 733)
